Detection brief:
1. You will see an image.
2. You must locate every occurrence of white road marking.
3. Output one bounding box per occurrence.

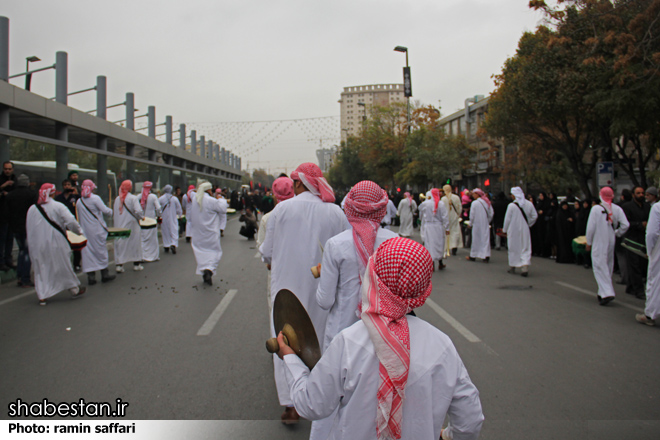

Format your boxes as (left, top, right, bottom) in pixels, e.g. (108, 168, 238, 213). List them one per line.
(555, 281, 644, 313)
(0, 291, 34, 307)
(254, 252, 261, 259)
(425, 298, 482, 343)
(197, 289, 239, 336)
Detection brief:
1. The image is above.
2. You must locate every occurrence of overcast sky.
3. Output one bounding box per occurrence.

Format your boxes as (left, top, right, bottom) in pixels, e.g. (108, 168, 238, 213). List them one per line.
(3, 0, 547, 175)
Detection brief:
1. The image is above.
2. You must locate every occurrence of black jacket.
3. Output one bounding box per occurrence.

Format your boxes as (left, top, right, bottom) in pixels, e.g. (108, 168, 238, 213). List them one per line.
(4, 186, 38, 235)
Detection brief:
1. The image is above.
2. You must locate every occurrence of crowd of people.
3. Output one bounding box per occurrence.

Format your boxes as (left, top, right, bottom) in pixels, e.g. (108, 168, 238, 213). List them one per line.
(3, 155, 659, 439)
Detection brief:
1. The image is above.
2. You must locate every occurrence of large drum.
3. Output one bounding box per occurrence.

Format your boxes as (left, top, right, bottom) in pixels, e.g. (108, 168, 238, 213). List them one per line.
(622, 237, 647, 259)
(67, 231, 87, 251)
(572, 235, 588, 257)
(139, 217, 158, 230)
(107, 227, 131, 240)
(227, 208, 237, 215)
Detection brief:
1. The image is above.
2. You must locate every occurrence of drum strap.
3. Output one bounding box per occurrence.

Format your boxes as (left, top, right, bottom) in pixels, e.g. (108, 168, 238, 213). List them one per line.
(36, 204, 69, 244)
(123, 201, 142, 226)
(514, 202, 530, 227)
(80, 198, 109, 233)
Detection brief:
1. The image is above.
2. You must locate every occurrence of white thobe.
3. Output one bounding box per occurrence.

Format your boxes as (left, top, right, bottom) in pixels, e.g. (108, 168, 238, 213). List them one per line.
(284, 317, 484, 440)
(469, 198, 494, 259)
(141, 194, 161, 262)
(26, 200, 83, 300)
(645, 203, 660, 320)
(381, 199, 397, 229)
(191, 193, 227, 275)
(397, 198, 417, 237)
(256, 210, 272, 250)
(419, 200, 449, 261)
(503, 199, 538, 268)
(586, 204, 629, 299)
(316, 228, 398, 352)
(182, 194, 194, 238)
(113, 194, 144, 265)
(158, 194, 182, 248)
(218, 196, 228, 232)
(442, 194, 463, 250)
(259, 191, 349, 406)
(78, 194, 113, 273)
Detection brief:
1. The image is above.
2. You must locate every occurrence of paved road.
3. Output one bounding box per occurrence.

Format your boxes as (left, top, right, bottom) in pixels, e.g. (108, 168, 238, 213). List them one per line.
(1, 217, 659, 439)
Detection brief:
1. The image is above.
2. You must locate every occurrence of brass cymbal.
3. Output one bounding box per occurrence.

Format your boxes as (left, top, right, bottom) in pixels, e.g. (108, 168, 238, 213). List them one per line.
(266, 289, 321, 370)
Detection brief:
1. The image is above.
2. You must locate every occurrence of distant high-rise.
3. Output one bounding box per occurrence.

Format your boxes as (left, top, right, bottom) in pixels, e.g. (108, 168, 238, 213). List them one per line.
(339, 84, 405, 142)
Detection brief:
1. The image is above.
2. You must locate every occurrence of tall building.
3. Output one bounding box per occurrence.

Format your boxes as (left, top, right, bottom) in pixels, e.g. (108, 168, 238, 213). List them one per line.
(338, 84, 405, 142)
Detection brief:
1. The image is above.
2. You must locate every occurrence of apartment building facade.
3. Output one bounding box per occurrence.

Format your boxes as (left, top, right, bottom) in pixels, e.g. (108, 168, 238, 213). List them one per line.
(338, 84, 406, 142)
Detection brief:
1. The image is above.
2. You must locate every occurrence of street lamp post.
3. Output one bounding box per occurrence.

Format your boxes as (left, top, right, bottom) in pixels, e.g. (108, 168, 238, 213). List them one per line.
(25, 56, 40, 91)
(394, 46, 411, 133)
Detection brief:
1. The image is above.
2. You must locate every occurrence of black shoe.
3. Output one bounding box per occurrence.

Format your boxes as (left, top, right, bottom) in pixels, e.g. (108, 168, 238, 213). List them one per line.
(635, 292, 646, 300)
(186, 237, 191, 243)
(521, 271, 528, 277)
(507, 267, 516, 274)
(101, 274, 116, 283)
(164, 247, 169, 253)
(452, 248, 457, 256)
(203, 270, 213, 286)
(598, 296, 614, 306)
(171, 245, 176, 254)
(484, 257, 489, 263)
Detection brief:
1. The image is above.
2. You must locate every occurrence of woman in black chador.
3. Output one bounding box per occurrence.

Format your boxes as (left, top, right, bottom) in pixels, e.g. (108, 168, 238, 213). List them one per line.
(555, 201, 575, 263)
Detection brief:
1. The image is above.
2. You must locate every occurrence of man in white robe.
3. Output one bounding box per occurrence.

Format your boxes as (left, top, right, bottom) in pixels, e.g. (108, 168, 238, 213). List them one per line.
(316, 180, 396, 352)
(396, 192, 416, 237)
(381, 196, 397, 230)
(159, 185, 183, 254)
(636, 201, 660, 325)
(442, 184, 463, 256)
(586, 187, 629, 305)
(26, 183, 86, 305)
(419, 188, 450, 270)
(77, 179, 115, 285)
(182, 184, 195, 243)
(191, 182, 227, 285)
(277, 238, 484, 440)
(139, 181, 161, 262)
(113, 180, 144, 272)
(259, 162, 349, 424)
(467, 188, 494, 263)
(503, 187, 538, 277)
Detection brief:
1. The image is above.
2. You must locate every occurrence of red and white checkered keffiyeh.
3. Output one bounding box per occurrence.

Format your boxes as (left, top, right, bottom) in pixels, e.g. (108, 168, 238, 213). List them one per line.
(81, 179, 96, 199)
(472, 188, 491, 207)
(600, 187, 614, 224)
(344, 181, 389, 275)
(431, 188, 441, 214)
(360, 237, 433, 440)
(272, 176, 294, 202)
(290, 162, 335, 203)
(140, 181, 153, 210)
(119, 180, 132, 214)
(38, 183, 55, 205)
(186, 185, 196, 204)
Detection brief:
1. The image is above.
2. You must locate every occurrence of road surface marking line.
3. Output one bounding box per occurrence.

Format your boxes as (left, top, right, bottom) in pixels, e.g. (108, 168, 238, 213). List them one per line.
(0, 291, 33, 306)
(555, 281, 644, 313)
(197, 289, 238, 336)
(426, 298, 482, 343)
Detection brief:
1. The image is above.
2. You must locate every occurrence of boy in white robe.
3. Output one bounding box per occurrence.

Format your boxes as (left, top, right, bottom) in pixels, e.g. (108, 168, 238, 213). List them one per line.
(113, 180, 144, 272)
(260, 162, 349, 424)
(78, 179, 114, 285)
(442, 185, 463, 256)
(419, 188, 450, 270)
(396, 192, 416, 237)
(277, 238, 484, 440)
(467, 189, 494, 263)
(190, 182, 227, 285)
(381, 196, 397, 230)
(637, 201, 660, 325)
(503, 187, 538, 277)
(159, 185, 183, 254)
(26, 183, 86, 305)
(586, 187, 629, 305)
(139, 181, 161, 262)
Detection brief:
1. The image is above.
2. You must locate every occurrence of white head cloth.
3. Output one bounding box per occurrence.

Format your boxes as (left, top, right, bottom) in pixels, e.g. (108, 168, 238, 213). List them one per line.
(511, 187, 525, 204)
(196, 182, 212, 208)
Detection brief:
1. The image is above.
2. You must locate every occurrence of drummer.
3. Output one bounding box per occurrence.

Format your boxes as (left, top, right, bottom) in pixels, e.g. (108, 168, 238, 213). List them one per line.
(78, 179, 115, 285)
(139, 181, 161, 262)
(502, 187, 538, 277)
(276, 238, 484, 439)
(113, 180, 144, 272)
(159, 185, 183, 254)
(26, 183, 86, 305)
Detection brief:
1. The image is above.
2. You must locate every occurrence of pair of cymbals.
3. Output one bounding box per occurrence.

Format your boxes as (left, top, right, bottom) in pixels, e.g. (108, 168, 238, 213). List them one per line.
(265, 289, 321, 370)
